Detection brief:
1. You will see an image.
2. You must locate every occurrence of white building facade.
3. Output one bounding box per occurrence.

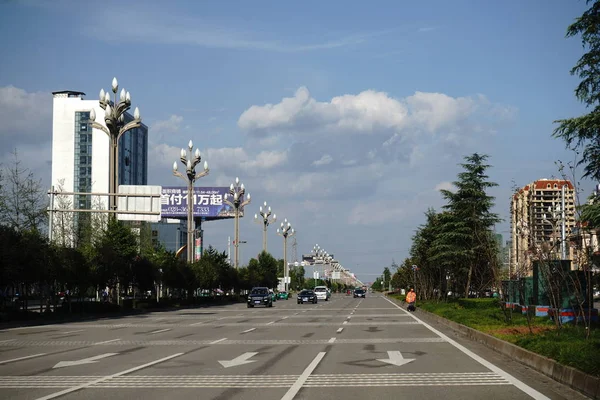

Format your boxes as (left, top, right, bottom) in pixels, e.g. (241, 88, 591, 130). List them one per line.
(51, 91, 148, 235)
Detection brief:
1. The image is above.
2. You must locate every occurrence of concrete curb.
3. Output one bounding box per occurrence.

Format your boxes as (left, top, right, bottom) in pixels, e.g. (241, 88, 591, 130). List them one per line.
(409, 303, 600, 399)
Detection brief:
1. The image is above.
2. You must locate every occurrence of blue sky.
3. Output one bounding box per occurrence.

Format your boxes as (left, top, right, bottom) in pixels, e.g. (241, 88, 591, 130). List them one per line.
(0, 0, 594, 282)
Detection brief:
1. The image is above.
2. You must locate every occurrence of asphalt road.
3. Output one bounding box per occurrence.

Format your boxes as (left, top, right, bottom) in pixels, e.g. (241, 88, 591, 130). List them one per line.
(0, 294, 591, 400)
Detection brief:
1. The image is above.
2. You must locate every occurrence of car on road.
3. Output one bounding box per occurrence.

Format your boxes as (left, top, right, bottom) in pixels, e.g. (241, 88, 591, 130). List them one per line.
(354, 288, 366, 298)
(297, 289, 318, 304)
(247, 287, 273, 308)
(314, 286, 330, 301)
(277, 291, 289, 300)
(269, 289, 277, 302)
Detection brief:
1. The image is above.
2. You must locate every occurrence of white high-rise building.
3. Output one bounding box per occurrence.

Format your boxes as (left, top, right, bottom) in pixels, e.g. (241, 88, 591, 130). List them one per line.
(51, 90, 148, 226)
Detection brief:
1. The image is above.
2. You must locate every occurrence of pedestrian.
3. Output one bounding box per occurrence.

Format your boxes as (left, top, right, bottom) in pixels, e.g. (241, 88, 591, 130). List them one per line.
(406, 288, 416, 311)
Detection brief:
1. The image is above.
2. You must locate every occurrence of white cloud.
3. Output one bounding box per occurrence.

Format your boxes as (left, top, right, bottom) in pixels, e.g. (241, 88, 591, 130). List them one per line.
(0, 86, 52, 145)
(238, 87, 508, 143)
(86, 6, 388, 53)
(152, 115, 183, 135)
(435, 181, 455, 192)
(312, 154, 333, 166)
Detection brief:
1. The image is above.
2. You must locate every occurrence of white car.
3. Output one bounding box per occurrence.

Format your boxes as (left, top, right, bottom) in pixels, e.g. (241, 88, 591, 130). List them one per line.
(314, 286, 330, 301)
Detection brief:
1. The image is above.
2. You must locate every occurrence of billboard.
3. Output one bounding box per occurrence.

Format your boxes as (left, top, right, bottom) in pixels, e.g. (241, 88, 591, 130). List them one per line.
(161, 186, 244, 219)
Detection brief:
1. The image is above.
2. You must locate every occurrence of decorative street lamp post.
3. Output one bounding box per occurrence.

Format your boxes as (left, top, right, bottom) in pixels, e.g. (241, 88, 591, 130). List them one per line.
(254, 201, 276, 252)
(88, 77, 142, 216)
(277, 219, 295, 292)
(223, 177, 251, 269)
(172, 140, 209, 264)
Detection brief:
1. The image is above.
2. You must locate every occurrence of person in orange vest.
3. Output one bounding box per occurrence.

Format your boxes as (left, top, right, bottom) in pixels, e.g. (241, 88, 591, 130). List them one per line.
(406, 288, 416, 311)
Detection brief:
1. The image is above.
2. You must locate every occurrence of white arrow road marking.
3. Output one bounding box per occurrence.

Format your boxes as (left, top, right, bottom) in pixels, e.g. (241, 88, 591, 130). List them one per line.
(218, 352, 258, 368)
(376, 351, 416, 367)
(0, 353, 47, 365)
(53, 353, 118, 369)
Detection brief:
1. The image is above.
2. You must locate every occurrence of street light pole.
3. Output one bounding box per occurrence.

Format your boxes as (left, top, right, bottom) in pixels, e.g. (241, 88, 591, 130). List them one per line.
(223, 177, 251, 269)
(254, 201, 276, 252)
(88, 77, 142, 217)
(172, 140, 209, 264)
(277, 219, 295, 292)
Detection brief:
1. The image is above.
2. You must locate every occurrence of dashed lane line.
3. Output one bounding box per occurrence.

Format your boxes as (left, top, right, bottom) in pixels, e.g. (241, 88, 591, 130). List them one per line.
(281, 351, 326, 400)
(336, 328, 344, 333)
(149, 329, 171, 335)
(0, 353, 47, 365)
(94, 339, 120, 345)
(0, 337, 446, 347)
(241, 328, 256, 334)
(33, 353, 184, 400)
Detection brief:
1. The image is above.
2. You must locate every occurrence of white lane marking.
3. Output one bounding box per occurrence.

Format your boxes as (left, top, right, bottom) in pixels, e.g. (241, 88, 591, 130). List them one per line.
(209, 338, 227, 344)
(0, 353, 47, 365)
(342, 321, 348, 325)
(241, 328, 256, 334)
(328, 338, 336, 343)
(94, 339, 120, 345)
(281, 352, 326, 400)
(266, 321, 276, 325)
(190, 321, 205, 326)
(336, 328, 344, 333)
(281, 316, 289, 320)
(34, 352, 184, 400)
(0, 339, 15, 344)
(62, 330, 84, 335)
(382, 296, 550, 400)
(346, 316, 351, 320)
(149, 329, 171, 335)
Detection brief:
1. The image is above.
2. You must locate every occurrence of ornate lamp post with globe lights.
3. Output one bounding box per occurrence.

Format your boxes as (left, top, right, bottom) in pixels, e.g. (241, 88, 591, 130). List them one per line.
(172, 140, 209, 263)
(224, 177, 251, 269)
(88, 77, 142, 216)
(277, 219, 295, 292)
(254, 201, 276, 252)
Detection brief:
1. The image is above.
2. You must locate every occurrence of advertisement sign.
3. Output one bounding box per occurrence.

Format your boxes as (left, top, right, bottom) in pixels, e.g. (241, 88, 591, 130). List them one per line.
(161, 186, 244, 219)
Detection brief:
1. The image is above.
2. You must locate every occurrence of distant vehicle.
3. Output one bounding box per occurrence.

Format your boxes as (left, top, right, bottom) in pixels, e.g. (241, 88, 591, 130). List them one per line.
(277, 291, 289, 300)
(314, 286, 330, 301)
(297, 289, 318, 304)
(354, 288, 366, 298)
(247, 287, 273, 308)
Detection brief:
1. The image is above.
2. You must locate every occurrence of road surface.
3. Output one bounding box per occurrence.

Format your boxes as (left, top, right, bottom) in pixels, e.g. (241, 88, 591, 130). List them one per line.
(0, 294, 590, 400)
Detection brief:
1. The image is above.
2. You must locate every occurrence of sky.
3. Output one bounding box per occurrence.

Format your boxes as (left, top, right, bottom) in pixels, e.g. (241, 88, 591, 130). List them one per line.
(0, 0, 595, 283)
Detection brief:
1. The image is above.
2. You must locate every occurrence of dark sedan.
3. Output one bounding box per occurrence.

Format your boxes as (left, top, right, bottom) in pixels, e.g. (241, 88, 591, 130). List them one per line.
(247, 287, 273, 308)
(354, 289, 366, 298)
(297, 289, 318, 304)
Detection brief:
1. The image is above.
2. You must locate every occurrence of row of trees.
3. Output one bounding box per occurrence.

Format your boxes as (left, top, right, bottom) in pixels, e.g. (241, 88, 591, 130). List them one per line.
(370, 154, 501, 300)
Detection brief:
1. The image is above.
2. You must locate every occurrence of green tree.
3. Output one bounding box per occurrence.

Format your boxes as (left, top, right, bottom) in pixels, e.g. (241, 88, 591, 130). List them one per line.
(93, 219, 138, 301)
(383, 267, 391, 291)
(434, 154, 500, 298)
(553, 0, 600, 181)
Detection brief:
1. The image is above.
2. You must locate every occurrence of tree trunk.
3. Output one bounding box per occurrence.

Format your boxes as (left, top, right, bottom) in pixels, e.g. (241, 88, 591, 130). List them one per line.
(464, 264, 473, 298)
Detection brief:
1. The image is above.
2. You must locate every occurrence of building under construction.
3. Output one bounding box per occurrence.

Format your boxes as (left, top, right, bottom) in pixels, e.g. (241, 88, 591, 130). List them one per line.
(510, 179, 576, 277)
